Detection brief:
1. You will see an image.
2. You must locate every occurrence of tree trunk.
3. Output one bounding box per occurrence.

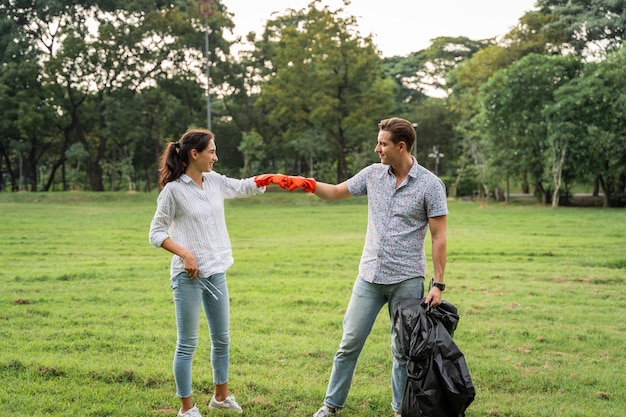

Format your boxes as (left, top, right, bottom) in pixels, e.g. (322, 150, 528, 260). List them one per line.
(86, 158, 105, 191)
(71, 107, 105, 191)
(505, 176, 510, 203)
(336, 149, 347, 183)
(522, 170, 530, 194)
(28, 145, 38, 192)
(144, 169, 152, 193)
(551, 146, 567, 209)
(1, 146, 18, 191)
(44, 157, 65, 191)
(598, 174, 611, 208)
(335, 131, 348, 182)
(535, 181, 548, 205)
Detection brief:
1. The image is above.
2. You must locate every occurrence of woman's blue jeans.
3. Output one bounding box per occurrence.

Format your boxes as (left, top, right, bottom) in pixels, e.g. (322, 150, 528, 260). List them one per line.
(171, 272, 230, 398)
(323, 276, 424, 412)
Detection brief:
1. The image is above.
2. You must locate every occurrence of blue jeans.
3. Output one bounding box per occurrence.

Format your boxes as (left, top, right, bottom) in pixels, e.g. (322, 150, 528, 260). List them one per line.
(171, 272, 230, 398)
(324, 276, 424, 412)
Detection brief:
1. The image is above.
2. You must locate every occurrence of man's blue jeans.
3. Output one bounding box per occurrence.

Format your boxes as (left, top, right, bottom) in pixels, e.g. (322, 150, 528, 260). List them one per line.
(171, 272, 230, 398)
(323, 276, 424, 412)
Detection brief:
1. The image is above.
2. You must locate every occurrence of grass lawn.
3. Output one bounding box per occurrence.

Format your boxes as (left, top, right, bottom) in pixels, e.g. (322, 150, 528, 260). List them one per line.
(0, 191, 624, 417)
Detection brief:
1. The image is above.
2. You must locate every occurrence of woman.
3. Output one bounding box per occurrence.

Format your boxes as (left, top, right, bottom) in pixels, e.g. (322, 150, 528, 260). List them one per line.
(149, 129, 284, 417)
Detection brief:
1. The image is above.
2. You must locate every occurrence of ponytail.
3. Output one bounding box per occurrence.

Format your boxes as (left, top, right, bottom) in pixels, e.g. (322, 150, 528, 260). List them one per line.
(158, 129, 214, 189)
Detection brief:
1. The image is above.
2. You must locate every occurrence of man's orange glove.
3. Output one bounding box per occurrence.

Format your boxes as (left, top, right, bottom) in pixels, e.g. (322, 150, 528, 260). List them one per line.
(287, 176, 316, 193)
(253, 174, 290, 189)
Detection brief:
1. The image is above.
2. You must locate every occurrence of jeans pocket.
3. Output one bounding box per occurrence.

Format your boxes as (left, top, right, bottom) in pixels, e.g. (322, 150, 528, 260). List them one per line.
(171, 273, 181, 290)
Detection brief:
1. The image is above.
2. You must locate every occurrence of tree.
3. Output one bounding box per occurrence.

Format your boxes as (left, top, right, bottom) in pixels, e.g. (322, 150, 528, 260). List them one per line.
(131, 81, 203, 191)
(237, 131, 265, 177)
(382, 54, 426, 115)
(13, 65, 59, 191)
(546, 47, 626, 207)
(410, 98, 457, 178)
(447, 7, 571, 199)
(254, 0, 395, 182)
(537, 0, 626, 56)
(2, 0, 235, 191)
(446, 45, 516, 198)
(478, 53, 582, 205)
(381, 36, 491, 159)
(503, 8, 570, 56)
(412, 36, 492, 97)
(0, 1, 62, 191)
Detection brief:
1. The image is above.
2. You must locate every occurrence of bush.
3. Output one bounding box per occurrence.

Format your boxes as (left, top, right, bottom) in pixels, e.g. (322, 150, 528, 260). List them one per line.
(441, 176, 479, 198)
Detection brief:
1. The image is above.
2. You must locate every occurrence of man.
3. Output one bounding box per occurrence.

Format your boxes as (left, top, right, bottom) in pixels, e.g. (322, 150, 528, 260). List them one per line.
(288, 117, 448, 417)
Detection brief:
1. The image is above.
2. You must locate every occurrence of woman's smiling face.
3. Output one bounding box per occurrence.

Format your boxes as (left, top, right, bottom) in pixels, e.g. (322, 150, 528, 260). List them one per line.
(194, 139, 218, 172)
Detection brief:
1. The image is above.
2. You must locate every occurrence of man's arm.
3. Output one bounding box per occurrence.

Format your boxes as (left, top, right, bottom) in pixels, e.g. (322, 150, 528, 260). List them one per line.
(424, 214, 447, 306)
(313, 181, 352, 201)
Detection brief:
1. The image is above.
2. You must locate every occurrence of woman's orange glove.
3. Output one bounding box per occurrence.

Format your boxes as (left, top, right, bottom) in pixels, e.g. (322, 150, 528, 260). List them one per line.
(253, 174, 290, 189)
(287, 176, 316, 193)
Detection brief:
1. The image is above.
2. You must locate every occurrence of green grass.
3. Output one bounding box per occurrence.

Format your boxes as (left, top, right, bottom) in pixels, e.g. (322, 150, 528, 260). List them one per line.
(1, 192, 624, 417)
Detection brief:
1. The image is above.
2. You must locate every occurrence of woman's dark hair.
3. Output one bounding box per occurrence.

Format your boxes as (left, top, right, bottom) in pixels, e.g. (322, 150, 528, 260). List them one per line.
(378, 118, 416, 151)
(158, 129, 214, 188)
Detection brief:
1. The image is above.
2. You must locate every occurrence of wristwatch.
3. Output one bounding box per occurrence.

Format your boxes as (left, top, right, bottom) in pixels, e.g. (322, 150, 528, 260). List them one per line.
(432, 282, 446, 291)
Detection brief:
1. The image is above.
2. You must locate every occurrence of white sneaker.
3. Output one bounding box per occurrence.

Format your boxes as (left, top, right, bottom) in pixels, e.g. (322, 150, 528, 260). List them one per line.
(313, 405, 338, 416)
(178, 405, 202, 417)
(209, 395, 243, 413)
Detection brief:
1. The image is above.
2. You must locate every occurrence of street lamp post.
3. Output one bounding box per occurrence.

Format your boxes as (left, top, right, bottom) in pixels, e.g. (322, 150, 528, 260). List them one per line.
(428, 145, 444, 176)
(198, 0, 214, 131)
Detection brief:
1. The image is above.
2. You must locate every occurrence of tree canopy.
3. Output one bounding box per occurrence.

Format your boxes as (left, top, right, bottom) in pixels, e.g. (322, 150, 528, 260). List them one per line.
(1, 0, 624, 206)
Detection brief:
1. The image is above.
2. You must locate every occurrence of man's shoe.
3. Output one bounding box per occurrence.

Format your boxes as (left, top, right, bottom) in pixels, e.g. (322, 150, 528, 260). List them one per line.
(209, 395, 243, 413)
(178, 405, 202, 417)
(313, 405, 338, 416)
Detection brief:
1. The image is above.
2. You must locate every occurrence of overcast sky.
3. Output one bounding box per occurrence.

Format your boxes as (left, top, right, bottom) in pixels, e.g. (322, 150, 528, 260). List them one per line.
(223, 0, 538, 57)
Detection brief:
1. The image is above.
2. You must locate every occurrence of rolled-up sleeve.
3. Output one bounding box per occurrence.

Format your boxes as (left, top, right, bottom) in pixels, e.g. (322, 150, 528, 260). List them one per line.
(221, 176, 265, 198)
(149, 173, 267, 279)
(149, 187, 174, 248)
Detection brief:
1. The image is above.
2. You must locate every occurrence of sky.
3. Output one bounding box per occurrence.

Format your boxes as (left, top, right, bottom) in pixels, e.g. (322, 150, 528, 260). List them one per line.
(223, 0, 539, 57)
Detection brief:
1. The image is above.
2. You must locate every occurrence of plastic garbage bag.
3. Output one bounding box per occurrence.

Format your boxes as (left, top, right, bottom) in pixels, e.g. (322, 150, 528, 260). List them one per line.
(393, 298, 475, 417)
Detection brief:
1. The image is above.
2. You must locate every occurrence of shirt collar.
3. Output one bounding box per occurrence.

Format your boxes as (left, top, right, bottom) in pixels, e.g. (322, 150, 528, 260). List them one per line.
(385, 156, 420, 179)
(408, 156, 419, 179)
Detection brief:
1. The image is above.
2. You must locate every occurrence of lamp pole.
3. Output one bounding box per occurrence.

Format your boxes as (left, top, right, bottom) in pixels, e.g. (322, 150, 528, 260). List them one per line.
(198, 0, 214, 131)
(428, 145, 444, 176)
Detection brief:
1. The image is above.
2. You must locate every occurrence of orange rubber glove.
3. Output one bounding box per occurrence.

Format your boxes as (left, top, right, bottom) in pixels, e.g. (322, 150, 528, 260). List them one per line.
(253, 174, 290, 189)
(287, 176, 316, 193)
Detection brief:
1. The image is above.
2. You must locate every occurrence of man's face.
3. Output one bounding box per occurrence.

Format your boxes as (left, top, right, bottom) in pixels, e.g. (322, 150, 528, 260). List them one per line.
(375, 130, 400, 165)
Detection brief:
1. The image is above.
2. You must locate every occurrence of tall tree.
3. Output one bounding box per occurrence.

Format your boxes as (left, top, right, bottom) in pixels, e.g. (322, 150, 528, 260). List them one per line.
(478, 53, 582, 205)
(545, 47, 626, 207)
(382, 54, 426, 116)
(254, 0, 395, 181)
(413, 36, 492, 97)
(537, 0, 626, 56)
(0, 1, 62, 191)
(503, 8, 570, 56)
(447, 7, 570, 199)
(2, 0, 234, 191)
(410, 98, 458, 178)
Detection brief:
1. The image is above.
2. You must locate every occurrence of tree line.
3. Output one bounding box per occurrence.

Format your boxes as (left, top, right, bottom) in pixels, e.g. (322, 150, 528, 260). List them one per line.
(1, 0, 625, 207)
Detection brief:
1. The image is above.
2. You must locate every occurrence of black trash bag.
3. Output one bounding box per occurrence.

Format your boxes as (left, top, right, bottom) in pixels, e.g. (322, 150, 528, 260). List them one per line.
(393, 298, 475, 417)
